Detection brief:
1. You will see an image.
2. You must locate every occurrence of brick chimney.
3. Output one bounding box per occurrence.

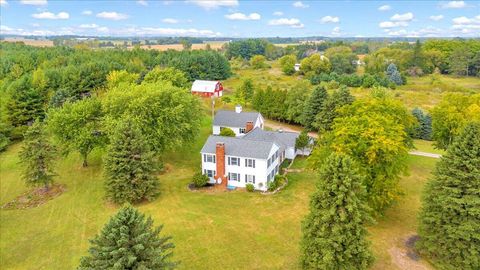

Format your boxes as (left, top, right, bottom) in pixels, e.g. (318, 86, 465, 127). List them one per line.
(215, 142, 227, 187)
(246, 121, 254, 133)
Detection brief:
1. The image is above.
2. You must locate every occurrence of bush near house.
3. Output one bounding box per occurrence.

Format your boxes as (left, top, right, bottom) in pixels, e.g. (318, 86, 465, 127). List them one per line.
(245, 183, 255, 192)
(267, 175, 286, 191)
(192, 172, 209, 188)
(219, 127, 235, 137)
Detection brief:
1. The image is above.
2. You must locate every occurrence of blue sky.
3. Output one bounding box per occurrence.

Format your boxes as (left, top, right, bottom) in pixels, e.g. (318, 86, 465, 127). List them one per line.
(1, 0, 479, 37)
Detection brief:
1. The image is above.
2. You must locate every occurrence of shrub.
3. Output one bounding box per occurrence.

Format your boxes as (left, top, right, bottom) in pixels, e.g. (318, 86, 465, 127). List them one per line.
(219, 127, 236, 137)
(246, 183, 255, 192)
(192, 171, 209, 188)
(267, 181, 277, 191)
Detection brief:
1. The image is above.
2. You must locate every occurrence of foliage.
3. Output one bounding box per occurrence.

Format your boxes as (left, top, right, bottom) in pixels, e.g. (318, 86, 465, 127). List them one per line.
(104, 119, 159, 204)
(249, 55, 268, 69)
(302, 86, 328, 129)
(284, 81, 311, 124)
(279, 54, 297, 75)
(310, 72, 392, 89)
(324, 46, 358, 74)
(246, 183, 255, 192)
(18, 120, 57, 189)
(106, 70, 139, 89)
(267, 174, 286, 191)
(235, 78, 255, 105)
(411, 108, 432, 140)
(309, 91, 415, 213)
(417, 123, 480, 270)
(448, 46, 473, 76)
(78, 205, 177, 269)
(431, 93, 480, 150)
(386, 63, 403, 85)
(301, 153, 374, 269)
(300, 54, 331, 77)
(192, 172, 209, 188)
(48, 97, 106, 167)
(295, 130, 310, 154)
(225, 39, 269, 60)
(314, 86, 355, 132)
(103, 81, 201, 153)
(219, 127, 236, 137)
(143, 67, 189, 88)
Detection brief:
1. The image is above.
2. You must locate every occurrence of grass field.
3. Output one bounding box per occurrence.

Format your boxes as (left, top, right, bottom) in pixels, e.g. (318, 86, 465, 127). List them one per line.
(135, 41, 226, 51)
(0, 111, 439, 269)
(2, 38, 54, 47)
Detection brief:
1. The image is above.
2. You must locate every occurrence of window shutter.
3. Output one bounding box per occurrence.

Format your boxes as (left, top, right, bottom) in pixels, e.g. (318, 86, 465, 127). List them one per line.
(253, 160, 255, 168)
(213, 155, 216, 163)
(253, 176, 255, 184)
(245, 159, 247, 167)
(228, 157, 230, 165)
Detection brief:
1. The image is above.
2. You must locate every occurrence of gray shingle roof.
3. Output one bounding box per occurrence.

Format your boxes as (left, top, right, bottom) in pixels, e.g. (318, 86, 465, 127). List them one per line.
(200, 135, 276, 159)
(243, 128, 299, 150)
(213, 110, 261, 128)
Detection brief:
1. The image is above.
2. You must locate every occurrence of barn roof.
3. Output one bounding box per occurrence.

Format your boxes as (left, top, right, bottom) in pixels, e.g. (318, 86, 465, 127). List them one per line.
(191, 80, 219, 93)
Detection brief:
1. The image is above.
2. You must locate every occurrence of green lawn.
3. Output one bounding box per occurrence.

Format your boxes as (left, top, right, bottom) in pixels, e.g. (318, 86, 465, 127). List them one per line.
(413, 139, 446, 155)
(0, 114, 437, 269)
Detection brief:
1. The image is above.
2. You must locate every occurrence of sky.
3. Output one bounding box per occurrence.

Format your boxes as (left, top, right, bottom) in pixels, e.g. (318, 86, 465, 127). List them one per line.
(0, 0, 479, 38)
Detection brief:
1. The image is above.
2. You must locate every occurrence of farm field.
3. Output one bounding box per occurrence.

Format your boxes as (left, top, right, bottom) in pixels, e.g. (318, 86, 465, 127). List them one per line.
(0, 113, 438, 269)
(2, 37, 54, 47)
(135, 41, 227, 51)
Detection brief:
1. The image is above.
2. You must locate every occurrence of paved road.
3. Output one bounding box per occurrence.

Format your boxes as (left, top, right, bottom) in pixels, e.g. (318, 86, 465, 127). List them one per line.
(264, 119, 442, 159)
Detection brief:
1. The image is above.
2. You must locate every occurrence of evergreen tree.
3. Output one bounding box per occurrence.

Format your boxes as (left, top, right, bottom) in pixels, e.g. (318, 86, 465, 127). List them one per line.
(314, 86, 354, 132)
(252, 87, 266, 113)
(386, 63, 403, 85)
(104, 119, 159, 204)
(301, 153, 374, 269)
(236, 78, 255, 105)
(417, 123, 480, 270)
(18, 120, 56, 190)
(411, 108, 433, 140)
(302, 86, 328, 130)
(411, 40, 425, 69)
(295, 130, 310, 155)
(78, 205, 177, 269)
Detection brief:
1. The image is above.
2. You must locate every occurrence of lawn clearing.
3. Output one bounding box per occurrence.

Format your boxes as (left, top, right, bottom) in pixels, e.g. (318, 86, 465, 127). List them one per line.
(0, 113, 437, 269)
(413, 139, 445, 155)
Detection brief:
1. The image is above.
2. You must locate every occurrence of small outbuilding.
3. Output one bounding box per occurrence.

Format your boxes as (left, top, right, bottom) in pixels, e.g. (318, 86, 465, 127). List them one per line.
(191, 80, 223, 97)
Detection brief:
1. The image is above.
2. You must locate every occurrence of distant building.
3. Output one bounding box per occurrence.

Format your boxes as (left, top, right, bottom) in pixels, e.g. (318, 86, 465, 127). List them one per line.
(191, 80, 223, 97)
(294, 63, 301, 71)
(212, 105, 264, 137)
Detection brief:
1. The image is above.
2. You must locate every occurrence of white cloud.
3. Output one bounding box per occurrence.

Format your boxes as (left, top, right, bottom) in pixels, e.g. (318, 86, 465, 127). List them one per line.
(273, 11, 283, 16)
(391, 12, 414, 22)
(452, 15, 480, 24)
(97, 27, 109, 33)
(386, 29, 408, 36)
(293, 1, 308, 8)
(331, 26, 341, 36)
(79, 23, 99, 29)
(441, 1, 466, 9)
(378, 5, 391, 11)
(96, 11, 128, 20)
(129, 27, 221, 37)
(162, 18, 179, 24)
(186, 0, 238, 10)
(379, 21, 408, 28)
(20, 0, 47, 5)
(82, 10, 92, 15)
(451, 15, 480, 32)
(430, 15, 444, 21)
(0, 0, 8, 6)
(137, 0, 148, 6)
(32, 11, 69, 20)
(321, 15, 339, 23)
(268, 18, 304, 28)
(225, 12, 261, 20)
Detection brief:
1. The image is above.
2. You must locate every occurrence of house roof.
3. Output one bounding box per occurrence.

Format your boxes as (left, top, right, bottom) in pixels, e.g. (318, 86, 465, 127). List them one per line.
(242, 128, 299, 150)
(200, 135, 277, 159)
(213, 110, 262, 128)
(191, 80, 219, 93)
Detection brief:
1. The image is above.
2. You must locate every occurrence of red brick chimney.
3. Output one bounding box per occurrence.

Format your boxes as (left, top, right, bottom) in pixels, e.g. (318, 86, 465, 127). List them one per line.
(246, 121, 254, 133)
(215, 142, 227, 187)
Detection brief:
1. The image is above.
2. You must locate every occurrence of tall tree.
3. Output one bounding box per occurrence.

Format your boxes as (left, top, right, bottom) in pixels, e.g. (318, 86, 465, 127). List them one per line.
(301, 153, 374, 269)
(78, 205, 177, 269)
(19, 120, 56, 190)
(302, 86, 328, 130)
(142, 67, 189, 89)
(295, 130, 310, 155)
(417, 123, 480, 270)
(279, 54, 297, 75)
(48, 97, 106, 167)
(386, 63, 403, 85)
(236, 78, 255, 106)
(104, 119, 159, 204)
(314, 86, 355, 132)
(411, 40, 425, 69)
(449, 46, 472, 76)
(411, 108, 432, 140)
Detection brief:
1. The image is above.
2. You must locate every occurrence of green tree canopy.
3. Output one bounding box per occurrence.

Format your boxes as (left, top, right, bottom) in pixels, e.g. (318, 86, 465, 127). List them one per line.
(249, 55, 268, 69)
(279, 54, 297, 75)
(300, 54, 331, 77)
(301, 153, 373, 269)
(19, 120, 57, 190)
(48, 97, 106, 167)
(143, 67, 189, 88)
(78, 205, 177, 269)
(219, 127, 236, 137)
(417, 123, 480, 270)
(302, 86, 328, 130)
(314, 86, 355, 132)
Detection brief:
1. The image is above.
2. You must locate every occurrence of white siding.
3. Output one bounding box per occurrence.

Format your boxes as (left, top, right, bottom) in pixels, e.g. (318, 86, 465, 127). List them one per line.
(212, 115, 264, 137)
(285, 147, 297, 160)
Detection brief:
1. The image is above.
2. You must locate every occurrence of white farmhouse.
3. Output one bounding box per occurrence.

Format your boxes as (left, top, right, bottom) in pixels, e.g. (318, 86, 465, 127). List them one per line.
(212, 105, 264, 137)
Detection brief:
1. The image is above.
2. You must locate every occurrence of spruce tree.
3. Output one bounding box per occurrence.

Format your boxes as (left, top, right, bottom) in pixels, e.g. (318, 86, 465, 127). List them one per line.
(104, 120, 159, 204)
(301, 153, 374, 270)
(302, 86, 328, 130)
(314, 86, 354, 132)
(417, 123, 480, 270)
(78, 205, 177, 269)
(18, 120, 56, 190)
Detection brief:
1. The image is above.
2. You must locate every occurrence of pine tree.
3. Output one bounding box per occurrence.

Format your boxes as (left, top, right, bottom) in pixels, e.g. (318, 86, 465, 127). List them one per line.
(314, 86, 354, 132)
(301, 153, 374, 270)
(411, 108, 432, 140)
(417, 123, 480, 270)
(78, 205, 177, 269)
(104, 119, 159, 204)
(386, 63, 403, 85)
(302, 86, 328, 130)
(18, 120, 56, 190)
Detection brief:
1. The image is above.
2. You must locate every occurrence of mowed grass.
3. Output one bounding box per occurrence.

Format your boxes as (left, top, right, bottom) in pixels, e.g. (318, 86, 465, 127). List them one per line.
(413, 139, 445, 155)
(1, 115, 438, 269)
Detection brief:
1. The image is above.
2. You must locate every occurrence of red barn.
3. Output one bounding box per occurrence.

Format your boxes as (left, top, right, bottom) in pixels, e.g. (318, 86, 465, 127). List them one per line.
(191, 80, 223, 97)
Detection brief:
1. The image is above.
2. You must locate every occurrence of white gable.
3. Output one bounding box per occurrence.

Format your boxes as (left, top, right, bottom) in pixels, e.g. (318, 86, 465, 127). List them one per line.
(191, 80, 219, 93)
